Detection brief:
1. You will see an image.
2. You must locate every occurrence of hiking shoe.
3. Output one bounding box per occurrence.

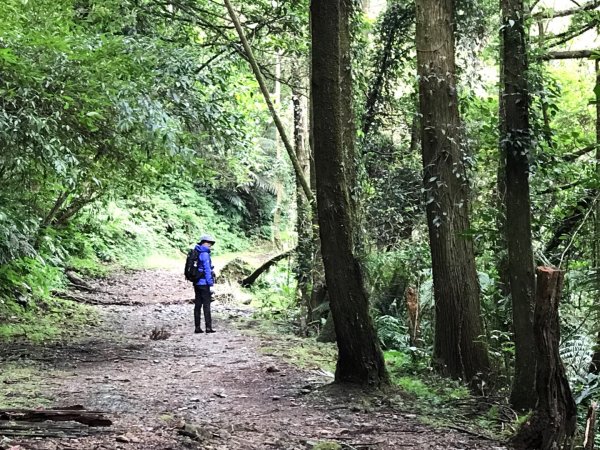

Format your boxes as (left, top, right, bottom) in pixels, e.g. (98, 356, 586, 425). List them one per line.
(194, 327, 204, 333)
(206, 329, 216, 333)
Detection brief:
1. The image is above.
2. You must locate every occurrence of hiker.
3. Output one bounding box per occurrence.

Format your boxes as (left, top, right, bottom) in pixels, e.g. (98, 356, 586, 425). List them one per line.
(193, 234, 216, 334)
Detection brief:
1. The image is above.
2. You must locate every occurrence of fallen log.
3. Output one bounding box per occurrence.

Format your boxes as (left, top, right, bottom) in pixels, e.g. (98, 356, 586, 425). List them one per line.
(241, 249, 294, 287)
(0, 408, 112, 427)
(0, 420, 109, 438)
(53, 291, 105, 305)
(65, 270, 100, 293)
(53, 291, 142, 306)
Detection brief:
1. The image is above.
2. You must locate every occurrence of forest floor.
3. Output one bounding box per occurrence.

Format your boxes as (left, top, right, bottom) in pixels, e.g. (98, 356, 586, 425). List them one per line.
(0, 261, 508, 450)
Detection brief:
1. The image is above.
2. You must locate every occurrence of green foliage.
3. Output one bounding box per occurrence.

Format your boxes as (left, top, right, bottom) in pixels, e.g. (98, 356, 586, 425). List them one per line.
(0, 257, 65, 302)
(0, 0, 286, 339)
(251, 263, 297, 323)
(384, 349, 470, 404)
(0, 293, 94, 342)
(376, 315, 410, 350)
(310, 443, 342, 450)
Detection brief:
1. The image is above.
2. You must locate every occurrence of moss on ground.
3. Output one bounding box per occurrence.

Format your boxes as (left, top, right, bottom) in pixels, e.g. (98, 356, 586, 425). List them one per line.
(0, 297, 96, 342)
(0, 363, 53, 408)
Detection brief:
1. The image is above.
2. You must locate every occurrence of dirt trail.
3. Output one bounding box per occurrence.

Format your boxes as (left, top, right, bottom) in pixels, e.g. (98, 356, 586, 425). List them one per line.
(0, 267, 507, 450)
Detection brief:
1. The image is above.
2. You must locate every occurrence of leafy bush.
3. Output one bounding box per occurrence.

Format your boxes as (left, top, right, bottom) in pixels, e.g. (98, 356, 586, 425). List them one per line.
(376, 315, 410, 350)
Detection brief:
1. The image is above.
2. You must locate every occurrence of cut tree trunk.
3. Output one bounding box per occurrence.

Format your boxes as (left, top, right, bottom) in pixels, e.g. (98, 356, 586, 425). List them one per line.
(511, 267, 577, 450)
(311, 0, 388, 386)
(501, 0, 537, 411)
(415, 0, 490, 382)
(406, 287, 420, 347)
(584, 402, 598, 450)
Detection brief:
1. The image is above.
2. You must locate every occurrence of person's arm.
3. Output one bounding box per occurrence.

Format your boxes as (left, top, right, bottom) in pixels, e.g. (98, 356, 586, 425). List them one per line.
(200, 252, 214, 286)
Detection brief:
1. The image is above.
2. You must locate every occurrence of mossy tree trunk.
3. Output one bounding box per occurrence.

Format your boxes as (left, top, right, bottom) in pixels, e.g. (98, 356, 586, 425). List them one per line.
(311, 0, 388, 385)
(501, 0, 537, 411)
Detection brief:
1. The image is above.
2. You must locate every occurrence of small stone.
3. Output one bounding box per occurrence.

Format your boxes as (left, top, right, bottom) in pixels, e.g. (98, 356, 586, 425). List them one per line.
(116, 435, 130, 443)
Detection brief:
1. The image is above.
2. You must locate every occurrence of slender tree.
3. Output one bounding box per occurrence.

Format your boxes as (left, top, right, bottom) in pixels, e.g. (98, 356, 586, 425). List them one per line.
(223, 0, 314, 206)
(501, 0, 537, 410)
(415, 0, 489, 382)
(293, 87, 313, 323)
(311, 0, 388, 385)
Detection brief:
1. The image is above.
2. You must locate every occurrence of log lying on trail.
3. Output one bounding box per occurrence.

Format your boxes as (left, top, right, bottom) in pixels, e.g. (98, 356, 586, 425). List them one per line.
(65, 270, 98, 293)
(511, 267, 577, 450)
(52, 291, 107, 305)
(241, 249, 294, 287)
(0, 420, 110, 438)
(53, 291, 144, 306)
(0, 407, 112, 427)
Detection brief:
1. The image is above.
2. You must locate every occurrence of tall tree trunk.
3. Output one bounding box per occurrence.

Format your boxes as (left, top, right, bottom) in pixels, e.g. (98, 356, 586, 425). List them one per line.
(495, 17, 511, 337)
(415, 0, 490, 382)
(589, 61, 600, 373)
(311, 0, 388, 385)
(501, 0, 537, 411)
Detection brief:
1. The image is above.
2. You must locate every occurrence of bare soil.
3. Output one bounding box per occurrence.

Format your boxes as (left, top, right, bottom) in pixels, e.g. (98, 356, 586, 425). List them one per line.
(0, 268, 508, 450)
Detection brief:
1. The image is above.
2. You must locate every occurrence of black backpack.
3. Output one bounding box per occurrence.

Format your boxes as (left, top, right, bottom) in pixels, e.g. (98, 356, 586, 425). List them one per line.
(184, 248, 201, 282)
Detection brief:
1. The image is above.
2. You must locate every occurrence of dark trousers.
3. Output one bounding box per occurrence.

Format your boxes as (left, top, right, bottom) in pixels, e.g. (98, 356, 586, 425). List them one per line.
(193, 285, 212, 329)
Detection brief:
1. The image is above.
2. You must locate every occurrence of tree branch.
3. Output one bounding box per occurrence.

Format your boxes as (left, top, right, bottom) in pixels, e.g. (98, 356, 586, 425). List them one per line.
(563, 144, 599, 161)
(223, 0, 315, 206)
(542, 49, 596, 60)
(531, 0, 600, 20)
(546, 22, 597, 49)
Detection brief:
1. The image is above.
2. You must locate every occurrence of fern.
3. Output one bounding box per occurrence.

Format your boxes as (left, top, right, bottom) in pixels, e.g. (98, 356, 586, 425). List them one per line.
(560, 334, 593, 382)
(376, 315, 410, 350)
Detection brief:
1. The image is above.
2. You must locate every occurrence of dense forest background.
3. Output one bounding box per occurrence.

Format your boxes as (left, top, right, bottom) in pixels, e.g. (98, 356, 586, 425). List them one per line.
(2, 0, 600, 446)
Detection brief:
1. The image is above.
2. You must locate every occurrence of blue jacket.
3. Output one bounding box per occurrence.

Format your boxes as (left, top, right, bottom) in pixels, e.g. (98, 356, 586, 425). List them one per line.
(195, 244, 214, 286)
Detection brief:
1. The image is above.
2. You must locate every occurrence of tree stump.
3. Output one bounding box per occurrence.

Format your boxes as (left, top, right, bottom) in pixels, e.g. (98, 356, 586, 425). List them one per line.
(584, 402, 597, 450)
(405, 286, 420, 347)
(511, 267, 577, 450)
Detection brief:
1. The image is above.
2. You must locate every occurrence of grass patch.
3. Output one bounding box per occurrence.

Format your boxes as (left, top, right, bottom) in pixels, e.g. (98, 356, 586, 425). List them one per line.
(383, 349, 510, 439)
(0, 296, 96, 342)
(0, 363, 53, 408)
(237, 317, 337, 373)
